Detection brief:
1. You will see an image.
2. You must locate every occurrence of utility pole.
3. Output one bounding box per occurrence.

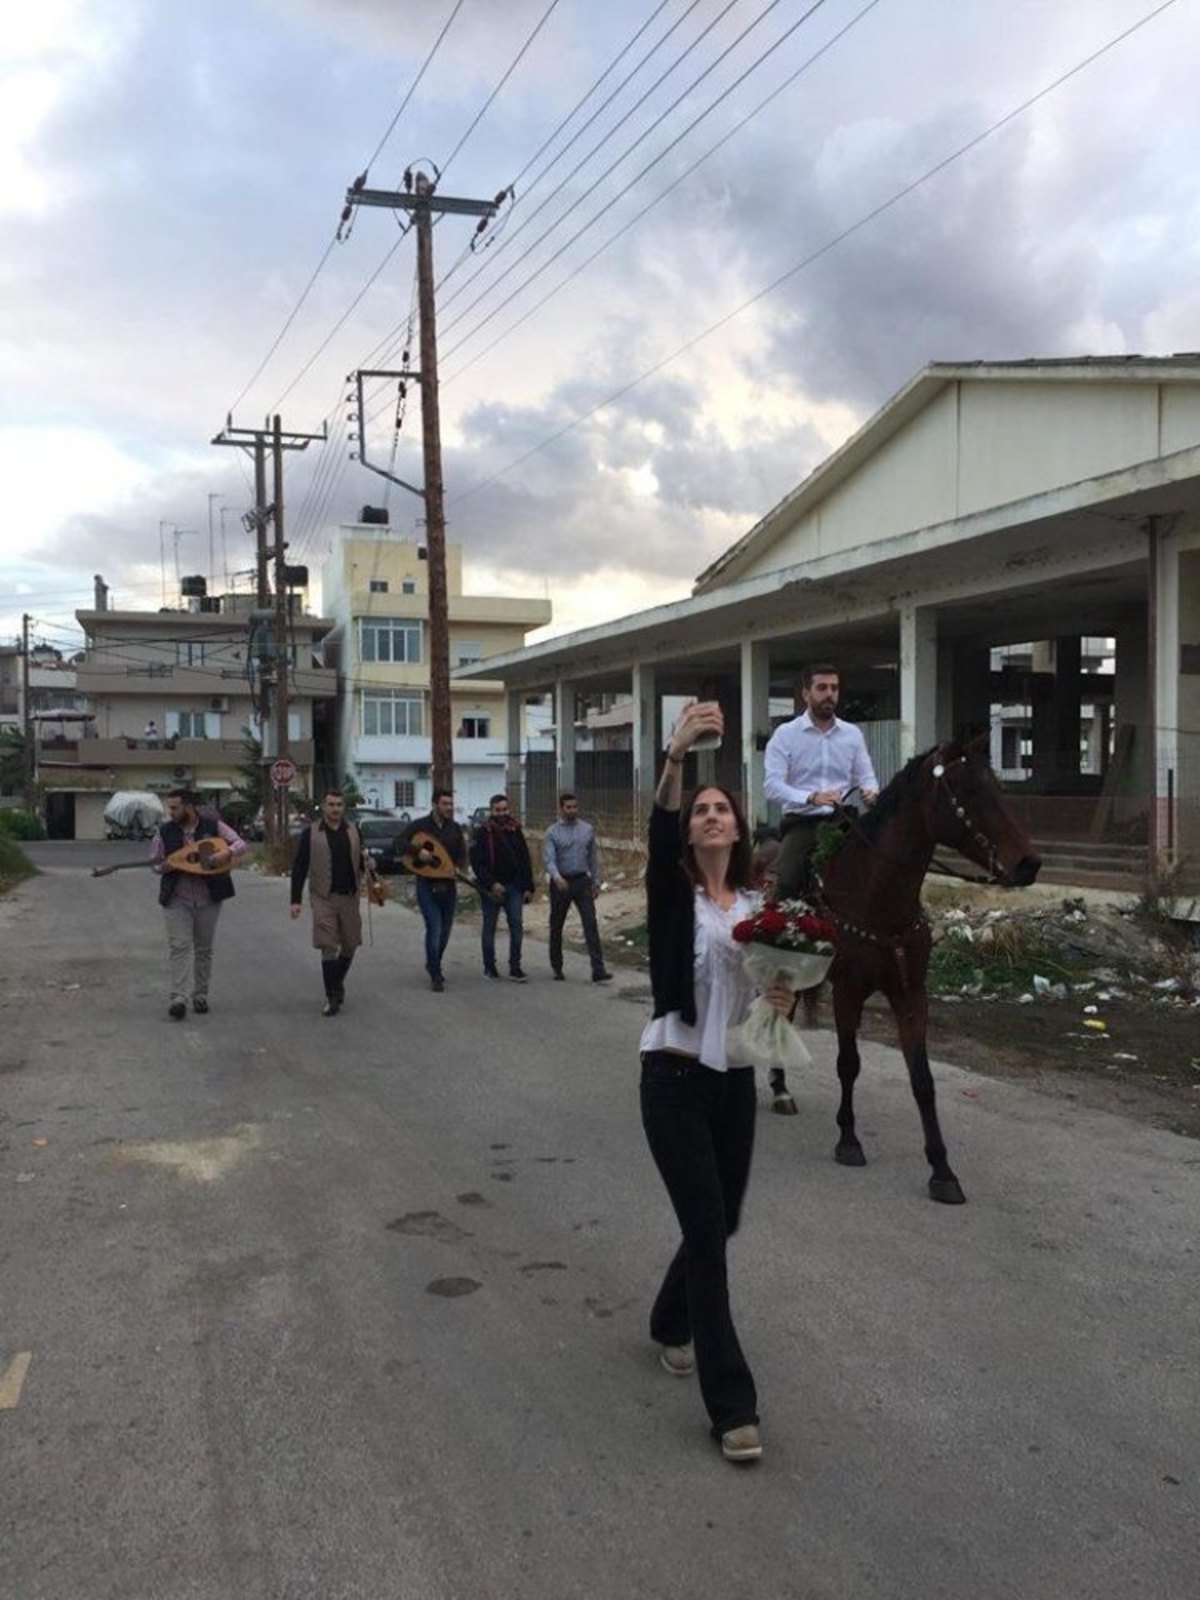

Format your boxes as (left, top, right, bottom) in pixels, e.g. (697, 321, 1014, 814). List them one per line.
(344, 169, 501, 792)
(21, 612, 34, 807)
(212, 416, 325, 849)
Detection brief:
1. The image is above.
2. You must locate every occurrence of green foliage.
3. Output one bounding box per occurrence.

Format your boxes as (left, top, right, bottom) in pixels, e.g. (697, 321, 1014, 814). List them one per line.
(340, 773, 365, 808)
(0, 728, 27, 795)
(810, 821, 846, 872)
(0, 831, 36, 893)
(928, 926, 1084, 994)
(0, 807, 45, 841)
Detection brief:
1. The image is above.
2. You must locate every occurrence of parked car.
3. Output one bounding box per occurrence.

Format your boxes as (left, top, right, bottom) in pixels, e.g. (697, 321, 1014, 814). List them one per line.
(358, 815, 409, 875)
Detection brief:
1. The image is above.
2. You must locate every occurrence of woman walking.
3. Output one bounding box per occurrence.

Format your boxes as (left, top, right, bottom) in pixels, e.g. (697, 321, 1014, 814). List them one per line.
(640, 700, 795, 1464)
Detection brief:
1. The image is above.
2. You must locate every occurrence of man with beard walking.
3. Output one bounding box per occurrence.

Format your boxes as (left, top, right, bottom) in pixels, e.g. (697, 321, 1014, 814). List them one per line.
(544, 792, 611, 983)
(290, 789, 373, 1015)
(469, 793, 535, 981)
(399, 788, 467, 992)
(152, 788, 246, 1020)
(764, 664, 878, 900)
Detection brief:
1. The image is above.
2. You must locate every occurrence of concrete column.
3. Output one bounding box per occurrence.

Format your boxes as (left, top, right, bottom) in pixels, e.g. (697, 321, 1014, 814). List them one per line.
(951, 641, 992, 744)
(1152, 528, 1200, 868)
(631, 662, 658, 828)
(899, 603, 938, 760)
(1113, 611, 1150, 802)
(504, 689, 525, 814)
(740, 639, 771, 827)
(553, 678, 576, 798)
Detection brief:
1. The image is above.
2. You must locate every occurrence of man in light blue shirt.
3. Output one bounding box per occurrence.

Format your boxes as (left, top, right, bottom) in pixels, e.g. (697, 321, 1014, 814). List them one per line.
(543, 793, 612, 982)
(763, 663, 878, 898)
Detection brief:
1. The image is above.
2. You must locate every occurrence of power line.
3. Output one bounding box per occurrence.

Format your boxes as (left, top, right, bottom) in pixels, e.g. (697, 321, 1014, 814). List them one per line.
(438, 0, 564, 181)
(224, 0, 464, 419)
(437, 0, 751, 333)
(449, 0, 1183, 508)
(442, 0, 885, 387)
(438, 0, 846, 378)
(362, 0, 466, 177)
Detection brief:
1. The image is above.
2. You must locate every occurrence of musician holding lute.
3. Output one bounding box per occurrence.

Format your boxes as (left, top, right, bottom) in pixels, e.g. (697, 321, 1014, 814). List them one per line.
(398, 788, 468, 993)
(150, 787, 246, 1020)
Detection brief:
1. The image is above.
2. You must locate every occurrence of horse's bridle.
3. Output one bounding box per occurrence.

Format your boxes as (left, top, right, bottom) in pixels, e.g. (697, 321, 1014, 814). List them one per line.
(826, 753, 1011, 890)
(929, 755, 1009, 886)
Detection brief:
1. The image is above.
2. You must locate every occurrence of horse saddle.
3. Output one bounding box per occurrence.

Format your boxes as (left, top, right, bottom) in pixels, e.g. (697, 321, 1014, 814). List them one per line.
(400, 829, 457, 880)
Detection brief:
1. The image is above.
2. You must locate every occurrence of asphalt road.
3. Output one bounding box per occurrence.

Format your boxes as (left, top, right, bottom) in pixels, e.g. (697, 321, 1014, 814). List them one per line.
(1, 848, 1196, 1600)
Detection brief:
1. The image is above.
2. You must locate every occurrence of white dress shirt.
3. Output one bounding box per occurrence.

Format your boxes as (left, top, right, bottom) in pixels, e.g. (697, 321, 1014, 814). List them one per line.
(763, 711, 879, 817)
(639, 888, 760, 1072)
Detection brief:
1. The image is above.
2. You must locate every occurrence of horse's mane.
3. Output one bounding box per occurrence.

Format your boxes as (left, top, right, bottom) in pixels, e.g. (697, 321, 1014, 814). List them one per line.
(856, 745, 940, 842)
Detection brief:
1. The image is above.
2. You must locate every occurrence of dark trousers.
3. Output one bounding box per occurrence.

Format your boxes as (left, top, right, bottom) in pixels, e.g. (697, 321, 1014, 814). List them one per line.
(416, 879, 457, 977)
(481, 883, 524, 973)
(549, 874, 605, 975)
(640, 1052, 758, 1435)
(776, 816, 823, 900)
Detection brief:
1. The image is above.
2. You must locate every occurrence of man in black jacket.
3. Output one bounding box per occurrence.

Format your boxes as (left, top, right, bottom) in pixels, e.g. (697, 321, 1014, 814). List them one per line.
(469, 793, 535, 981)
(399, 788, 467, 992)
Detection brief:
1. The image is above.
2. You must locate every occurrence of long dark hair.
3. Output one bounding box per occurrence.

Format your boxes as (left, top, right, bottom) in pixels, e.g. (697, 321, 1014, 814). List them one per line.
(680, 785, 752, 891)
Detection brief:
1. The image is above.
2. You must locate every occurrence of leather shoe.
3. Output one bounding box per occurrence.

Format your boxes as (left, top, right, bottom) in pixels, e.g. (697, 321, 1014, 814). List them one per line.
(552, 970, 564, 981)
(192, 997, 209, 1014)
(431, 974, 445, 992)
(168, 1001, 186, 1021)
(592, 970, 613, 983)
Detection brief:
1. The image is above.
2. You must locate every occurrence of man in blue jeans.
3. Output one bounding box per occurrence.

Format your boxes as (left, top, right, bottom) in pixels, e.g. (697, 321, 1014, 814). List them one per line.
(469, 793, 535, 982)
(399, 789, 467, 992)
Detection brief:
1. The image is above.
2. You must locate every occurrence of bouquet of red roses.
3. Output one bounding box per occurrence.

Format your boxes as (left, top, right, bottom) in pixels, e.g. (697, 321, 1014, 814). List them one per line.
(726, 899, 837, 1073)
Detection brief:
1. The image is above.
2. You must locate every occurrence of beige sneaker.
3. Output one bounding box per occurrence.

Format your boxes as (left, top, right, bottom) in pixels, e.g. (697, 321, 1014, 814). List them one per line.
(659, 1342, 695, 1377)
(720, 1424, 763, 1462)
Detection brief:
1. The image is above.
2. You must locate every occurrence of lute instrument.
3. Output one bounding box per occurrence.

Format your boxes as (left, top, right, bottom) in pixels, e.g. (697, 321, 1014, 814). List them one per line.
(399, 829, 482, 895)
(92, 838, 236, 879)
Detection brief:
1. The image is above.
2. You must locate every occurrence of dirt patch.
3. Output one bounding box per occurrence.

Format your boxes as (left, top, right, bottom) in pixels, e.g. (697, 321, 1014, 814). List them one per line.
(560, 879, 1200, 1140)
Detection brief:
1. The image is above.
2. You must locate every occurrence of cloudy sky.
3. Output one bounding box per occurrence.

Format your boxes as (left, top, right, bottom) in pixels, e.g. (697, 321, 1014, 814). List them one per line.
(3, 0, 1197, 655)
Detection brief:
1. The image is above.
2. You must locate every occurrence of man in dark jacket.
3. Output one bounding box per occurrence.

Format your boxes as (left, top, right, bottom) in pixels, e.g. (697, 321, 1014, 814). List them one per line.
(469, 793, 535, 981)
(399, 788, 467, 992)
(151, 787, 246, 1020)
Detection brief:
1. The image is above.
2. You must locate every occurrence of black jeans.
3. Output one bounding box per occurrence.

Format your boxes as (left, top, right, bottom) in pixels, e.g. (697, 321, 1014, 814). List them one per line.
(549, 874, 605, 975)
(640, 1051, 758, 1435)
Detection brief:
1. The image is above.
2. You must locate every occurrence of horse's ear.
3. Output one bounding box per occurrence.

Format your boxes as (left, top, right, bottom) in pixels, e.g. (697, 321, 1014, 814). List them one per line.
(935, 739, 962, 763)
(965, 729, 991, 756)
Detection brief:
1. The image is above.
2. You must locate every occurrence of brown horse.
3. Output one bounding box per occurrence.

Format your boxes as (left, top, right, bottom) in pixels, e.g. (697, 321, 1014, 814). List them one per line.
(769, 739, 1040, 1204)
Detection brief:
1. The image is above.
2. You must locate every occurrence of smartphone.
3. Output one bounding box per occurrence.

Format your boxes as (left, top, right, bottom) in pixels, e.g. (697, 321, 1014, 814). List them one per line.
(665, 718, 722, 754)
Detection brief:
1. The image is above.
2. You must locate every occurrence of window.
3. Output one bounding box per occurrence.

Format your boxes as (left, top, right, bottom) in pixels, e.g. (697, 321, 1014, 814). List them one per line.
(176, 641, 206, 666)
(456, 640, 483, 667)
(361, 691, 424, 737)
(369, 579, 389, 593)
(458, 716, 490, 739)
(360, 618, 422, 663)
(166, 710, 216, 739)
(394, 780, 416, 809)
(402, 581, 416, 595)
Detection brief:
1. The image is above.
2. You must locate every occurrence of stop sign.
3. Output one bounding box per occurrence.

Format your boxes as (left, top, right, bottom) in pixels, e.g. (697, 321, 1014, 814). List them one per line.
(270, 757, 297, 788)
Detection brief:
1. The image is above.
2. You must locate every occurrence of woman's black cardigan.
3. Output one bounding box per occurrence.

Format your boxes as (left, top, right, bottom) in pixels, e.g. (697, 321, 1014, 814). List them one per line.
(645, 803, 700, 1026)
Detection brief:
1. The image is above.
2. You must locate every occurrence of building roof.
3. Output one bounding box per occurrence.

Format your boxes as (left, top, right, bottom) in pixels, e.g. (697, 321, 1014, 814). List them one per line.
(692, 354, 1200, 595)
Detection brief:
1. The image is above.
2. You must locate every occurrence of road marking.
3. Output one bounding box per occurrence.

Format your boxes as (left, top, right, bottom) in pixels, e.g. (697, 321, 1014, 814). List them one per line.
(0, 1351, 33, 1409)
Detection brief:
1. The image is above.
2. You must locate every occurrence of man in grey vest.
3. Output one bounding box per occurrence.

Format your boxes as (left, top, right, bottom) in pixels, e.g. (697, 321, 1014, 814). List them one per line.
(544, 792, 612, 983)
(290, 789, 373, 1015)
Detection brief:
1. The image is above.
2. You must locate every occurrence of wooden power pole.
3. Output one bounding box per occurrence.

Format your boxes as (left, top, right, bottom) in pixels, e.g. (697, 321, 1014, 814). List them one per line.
(211, 416, 324, 847)
(344, 170, 500, 792)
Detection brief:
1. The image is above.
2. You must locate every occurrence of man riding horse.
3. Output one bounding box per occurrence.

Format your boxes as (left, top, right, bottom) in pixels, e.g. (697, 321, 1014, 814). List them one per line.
(764, 663, 879, 899)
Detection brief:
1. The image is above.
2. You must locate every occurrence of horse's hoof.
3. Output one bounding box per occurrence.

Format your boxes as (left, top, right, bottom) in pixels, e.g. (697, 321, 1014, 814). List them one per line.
(771, 1095, 798, 1116)
(929, 1177, 967, 1205)
(834, 1142, 867, 1167)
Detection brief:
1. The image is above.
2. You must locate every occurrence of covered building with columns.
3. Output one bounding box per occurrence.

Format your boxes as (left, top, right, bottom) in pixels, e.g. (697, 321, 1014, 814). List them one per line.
(462, 357, 1200, 890)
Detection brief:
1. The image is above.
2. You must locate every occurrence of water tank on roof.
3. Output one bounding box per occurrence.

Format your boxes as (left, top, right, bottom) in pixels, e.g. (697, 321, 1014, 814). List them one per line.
(180, 575, 207, 597)
(283, 564, 309, 588)
(360, 506, 389, 525)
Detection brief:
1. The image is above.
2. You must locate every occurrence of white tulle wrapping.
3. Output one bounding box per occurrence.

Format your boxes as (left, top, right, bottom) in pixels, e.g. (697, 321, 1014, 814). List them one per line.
(725, 946, 834, 1073)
